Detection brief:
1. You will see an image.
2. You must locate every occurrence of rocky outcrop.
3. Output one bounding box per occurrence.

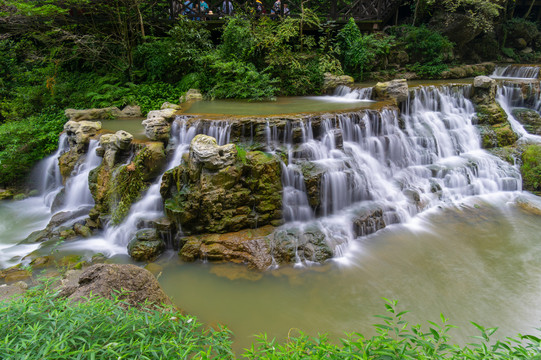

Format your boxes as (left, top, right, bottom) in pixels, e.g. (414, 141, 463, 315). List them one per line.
(180, 89, 203, 103)
(374, 79, 408, 104)
(472, 76, 497, 106)
(58, 121, 102, 181)
(58, 264, 173, 308)
(352, 207, 386, 237)
(161, 135, 283, 235)
(322, 73, 354, 93)
(97, 130, 133, 168)
(128, 229, 165, 262)
(65, 106, 141, 121)
(143, 117, 171, 142)
(178, 226, 274, 270)
(269, 224, 333, 264)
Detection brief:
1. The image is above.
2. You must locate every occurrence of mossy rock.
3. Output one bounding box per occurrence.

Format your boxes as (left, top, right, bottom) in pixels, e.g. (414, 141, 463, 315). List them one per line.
(521, 145, 541, 192)
(512, 108, 541, 135)
(475, 103, 507, 126)
(128, 229, 165, 262)
(494, 124, 518, 147)
(0, 190, 14, 200)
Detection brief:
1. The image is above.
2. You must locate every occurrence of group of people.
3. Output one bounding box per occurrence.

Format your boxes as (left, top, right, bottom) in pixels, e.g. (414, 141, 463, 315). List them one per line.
(171, 0, 290, 19)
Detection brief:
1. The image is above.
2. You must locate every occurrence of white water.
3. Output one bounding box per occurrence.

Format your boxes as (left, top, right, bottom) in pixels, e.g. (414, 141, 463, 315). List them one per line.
(332, 85, 373, 101)
(34, 133, 69, 208)
(492, 65, 540, 80)
(268, 85, 521, 263)
(62, 140, 101, 210)
(496, 83, 541, 144)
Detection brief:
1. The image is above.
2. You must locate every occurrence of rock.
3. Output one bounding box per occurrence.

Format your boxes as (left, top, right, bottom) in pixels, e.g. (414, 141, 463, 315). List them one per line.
(475, 103, 507, 126)
(374, 79, 408, 104)
(300, 162, 327, 210)
(472, 76, 497, 105)
(63, 120, 102, 153)
(65, 107, 122, 122)
(322, 73, 354, 93)
(146, 109, 177, 121)
(0, 190, 13, 200)
(516, 195, 541, 216)
(493, 124, 518, 147)
(21, 229, 50, 244)
(0, 281, 28, 302)
(190, 135, 237, 171)
(120, 105, 142, 117)
(73, 223, 92, 238)
(98, 131, 133, 168)
(521, 145, 541, 193)
(13, 193, 27, 201)
(270, 224, 333, 264)
(521, 47, 533, 55)
(181, 89, 203, 102)
(128, 229, 165, 262)
(58, 264, 173, 308)
(142, 117, 171, 142)
(0, 265, 32, 283)
(114, 130, 133, 150)
(178, 226, 274, 270)
(161, 102, 181, 110)
(429, 11, 482, 48)
(512, 108, 541, 135)
(352, 207, 386, 237)
(515, 38, 527, 50)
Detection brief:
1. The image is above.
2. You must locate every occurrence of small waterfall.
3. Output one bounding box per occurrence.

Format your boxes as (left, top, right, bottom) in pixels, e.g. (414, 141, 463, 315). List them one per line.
(36, 133, 69, 208)
(107, 117, 230, 247)
(334, 85, 373, 100)
(496, 83, 541, 143)
(62, 140, 101, 210)
(492, 65, 540, 79)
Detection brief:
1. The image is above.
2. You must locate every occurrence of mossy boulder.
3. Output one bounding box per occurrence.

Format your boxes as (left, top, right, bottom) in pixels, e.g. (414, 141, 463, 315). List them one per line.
(475, 103, 508, 126)
(521, 145, 541, 193)
(494, 124, 518, 147)
(128, 229, 165, 262)
(178, 226, 274, 270)
(512, 108, 541, 135)
(161, 135, 282, 235)
(472, 76, 497, 105)
(374, 79, 408, 104)
(0, 190, 14, 200)
(270, 224, 333, 264)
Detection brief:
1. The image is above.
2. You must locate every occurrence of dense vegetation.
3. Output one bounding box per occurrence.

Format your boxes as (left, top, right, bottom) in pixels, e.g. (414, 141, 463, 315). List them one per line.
(0, 0, 540, 185)
(2, 281, 541, 359)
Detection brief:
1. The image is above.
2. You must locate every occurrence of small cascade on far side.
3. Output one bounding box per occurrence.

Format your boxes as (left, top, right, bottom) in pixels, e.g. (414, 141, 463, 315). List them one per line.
(496, 83, 541, 143)
(62, 140, 102, 210)
(333, 85, 373, 101)
(492, 65, 540, 79)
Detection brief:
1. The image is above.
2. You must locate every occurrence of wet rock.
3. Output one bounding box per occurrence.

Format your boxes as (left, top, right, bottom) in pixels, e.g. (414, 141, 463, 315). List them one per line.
(146, 108, 177, 121)
(142, 117, 171, 142)
(475, 103, 507, 126)
(58, 264, 173, 308)
(98, 131, 133, 168)
(512, 108, 541, 135)
(300, 162, 326, 210)
(64, 120, 102, 151)
(270, 224, 333, 264)
(178, 226, 274, 270)
(374, 79, 408, 104)
(352, 207, 386, 237)
(516, 195, 541, 216)
(22, 229, 50, 244)
(65, 107, 122, 122)
(128, 229, 165, 262)
(0, 265, 32, 283)
(322, 73, 354, 93)
(190, 135, 237, 171)
(161, 102, 181, 110)
(73, 223, 92, 238)
(472, 76, 497, 105)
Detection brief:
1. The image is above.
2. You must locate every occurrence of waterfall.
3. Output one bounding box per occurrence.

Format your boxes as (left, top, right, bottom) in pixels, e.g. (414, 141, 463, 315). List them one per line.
(496, 83, 541, 143)
(106, 117, 231, 248)
(276, 85, 521, 261)
(62, 140, 101, 210)
(492, 65, 540, 79)
(36, 133, 69, 208)
(333, 85, 373, 100)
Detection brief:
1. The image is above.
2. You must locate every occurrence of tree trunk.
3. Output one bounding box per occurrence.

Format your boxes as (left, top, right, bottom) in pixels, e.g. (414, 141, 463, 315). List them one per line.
(524, 0, 535, 19)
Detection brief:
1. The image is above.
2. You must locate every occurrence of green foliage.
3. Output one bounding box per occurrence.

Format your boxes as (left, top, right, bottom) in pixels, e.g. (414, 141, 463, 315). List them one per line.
(220, 16, 255, 62)
(0, 279, 234, 359)
(390, 25, 453, 78)
(521, 145, 541, 192)
(427, 0, 502, 33)
(133, 38, 180, 83)
(336, 18, 395, 80)
(0, 111, 64, 185)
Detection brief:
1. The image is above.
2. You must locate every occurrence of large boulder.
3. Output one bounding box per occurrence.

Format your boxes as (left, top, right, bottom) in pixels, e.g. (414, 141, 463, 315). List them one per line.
(178, 226, 274, 270)
(142, 117, 171, 142)
(322, 73, 354, 93)
(374, 79, 408, 104)
(97, 130, 133, 168)
(64, 120, 102, 152)
(161, 136, 283, 235)
(472, 76, 497, 105)
(58, 264, 173, 308)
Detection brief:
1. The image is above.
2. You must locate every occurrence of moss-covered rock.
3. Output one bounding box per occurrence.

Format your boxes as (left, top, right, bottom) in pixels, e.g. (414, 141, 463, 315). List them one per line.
(128, 229, 165, 262)
(0, 190, 14, 200)
(521, 145, 541, 193)
(512, 108, 541, 135)
(161, 135, 282, 235)
(494, 124, 519, 147)
(270, 224, 333, 264)
(475, 103, 508, 126)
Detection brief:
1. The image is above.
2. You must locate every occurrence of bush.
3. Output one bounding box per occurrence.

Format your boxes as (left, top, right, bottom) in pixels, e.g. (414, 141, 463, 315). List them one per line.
(521, 145, 541, 192)
(220, 16, 254, 62)
(0, 279, 234, 359)
(133, 38, 181, 83)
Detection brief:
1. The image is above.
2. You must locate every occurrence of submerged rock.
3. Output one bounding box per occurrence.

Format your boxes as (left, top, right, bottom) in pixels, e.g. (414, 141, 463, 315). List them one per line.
(58, 264, 173, 308)
(270, 224, 333, 264)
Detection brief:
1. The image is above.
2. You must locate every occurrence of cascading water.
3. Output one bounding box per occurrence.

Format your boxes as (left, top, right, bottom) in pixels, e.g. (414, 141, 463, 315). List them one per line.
(36, 133, 69, 208)
(105, 117, 232, 249)
(275, 85, 521, 263)
(333, 85, 373, 100)
(62, 140, 102, 210)
(492, 65, 540, 79)
(496, 83, 541, 143)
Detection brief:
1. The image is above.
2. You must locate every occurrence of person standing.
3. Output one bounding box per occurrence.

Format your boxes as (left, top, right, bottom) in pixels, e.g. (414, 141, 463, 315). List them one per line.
(222, 0, 234, 15)
(271, 0, 281, 15)
(199, 0, 209, 19)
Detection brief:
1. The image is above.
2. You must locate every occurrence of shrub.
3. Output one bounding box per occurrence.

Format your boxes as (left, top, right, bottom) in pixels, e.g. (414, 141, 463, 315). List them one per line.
(521, 145, 541, 192)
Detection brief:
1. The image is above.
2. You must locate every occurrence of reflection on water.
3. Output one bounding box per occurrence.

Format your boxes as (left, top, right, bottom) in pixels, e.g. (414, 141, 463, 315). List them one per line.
(157, 193, 541, 351)
(184, 97, 377, 116)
